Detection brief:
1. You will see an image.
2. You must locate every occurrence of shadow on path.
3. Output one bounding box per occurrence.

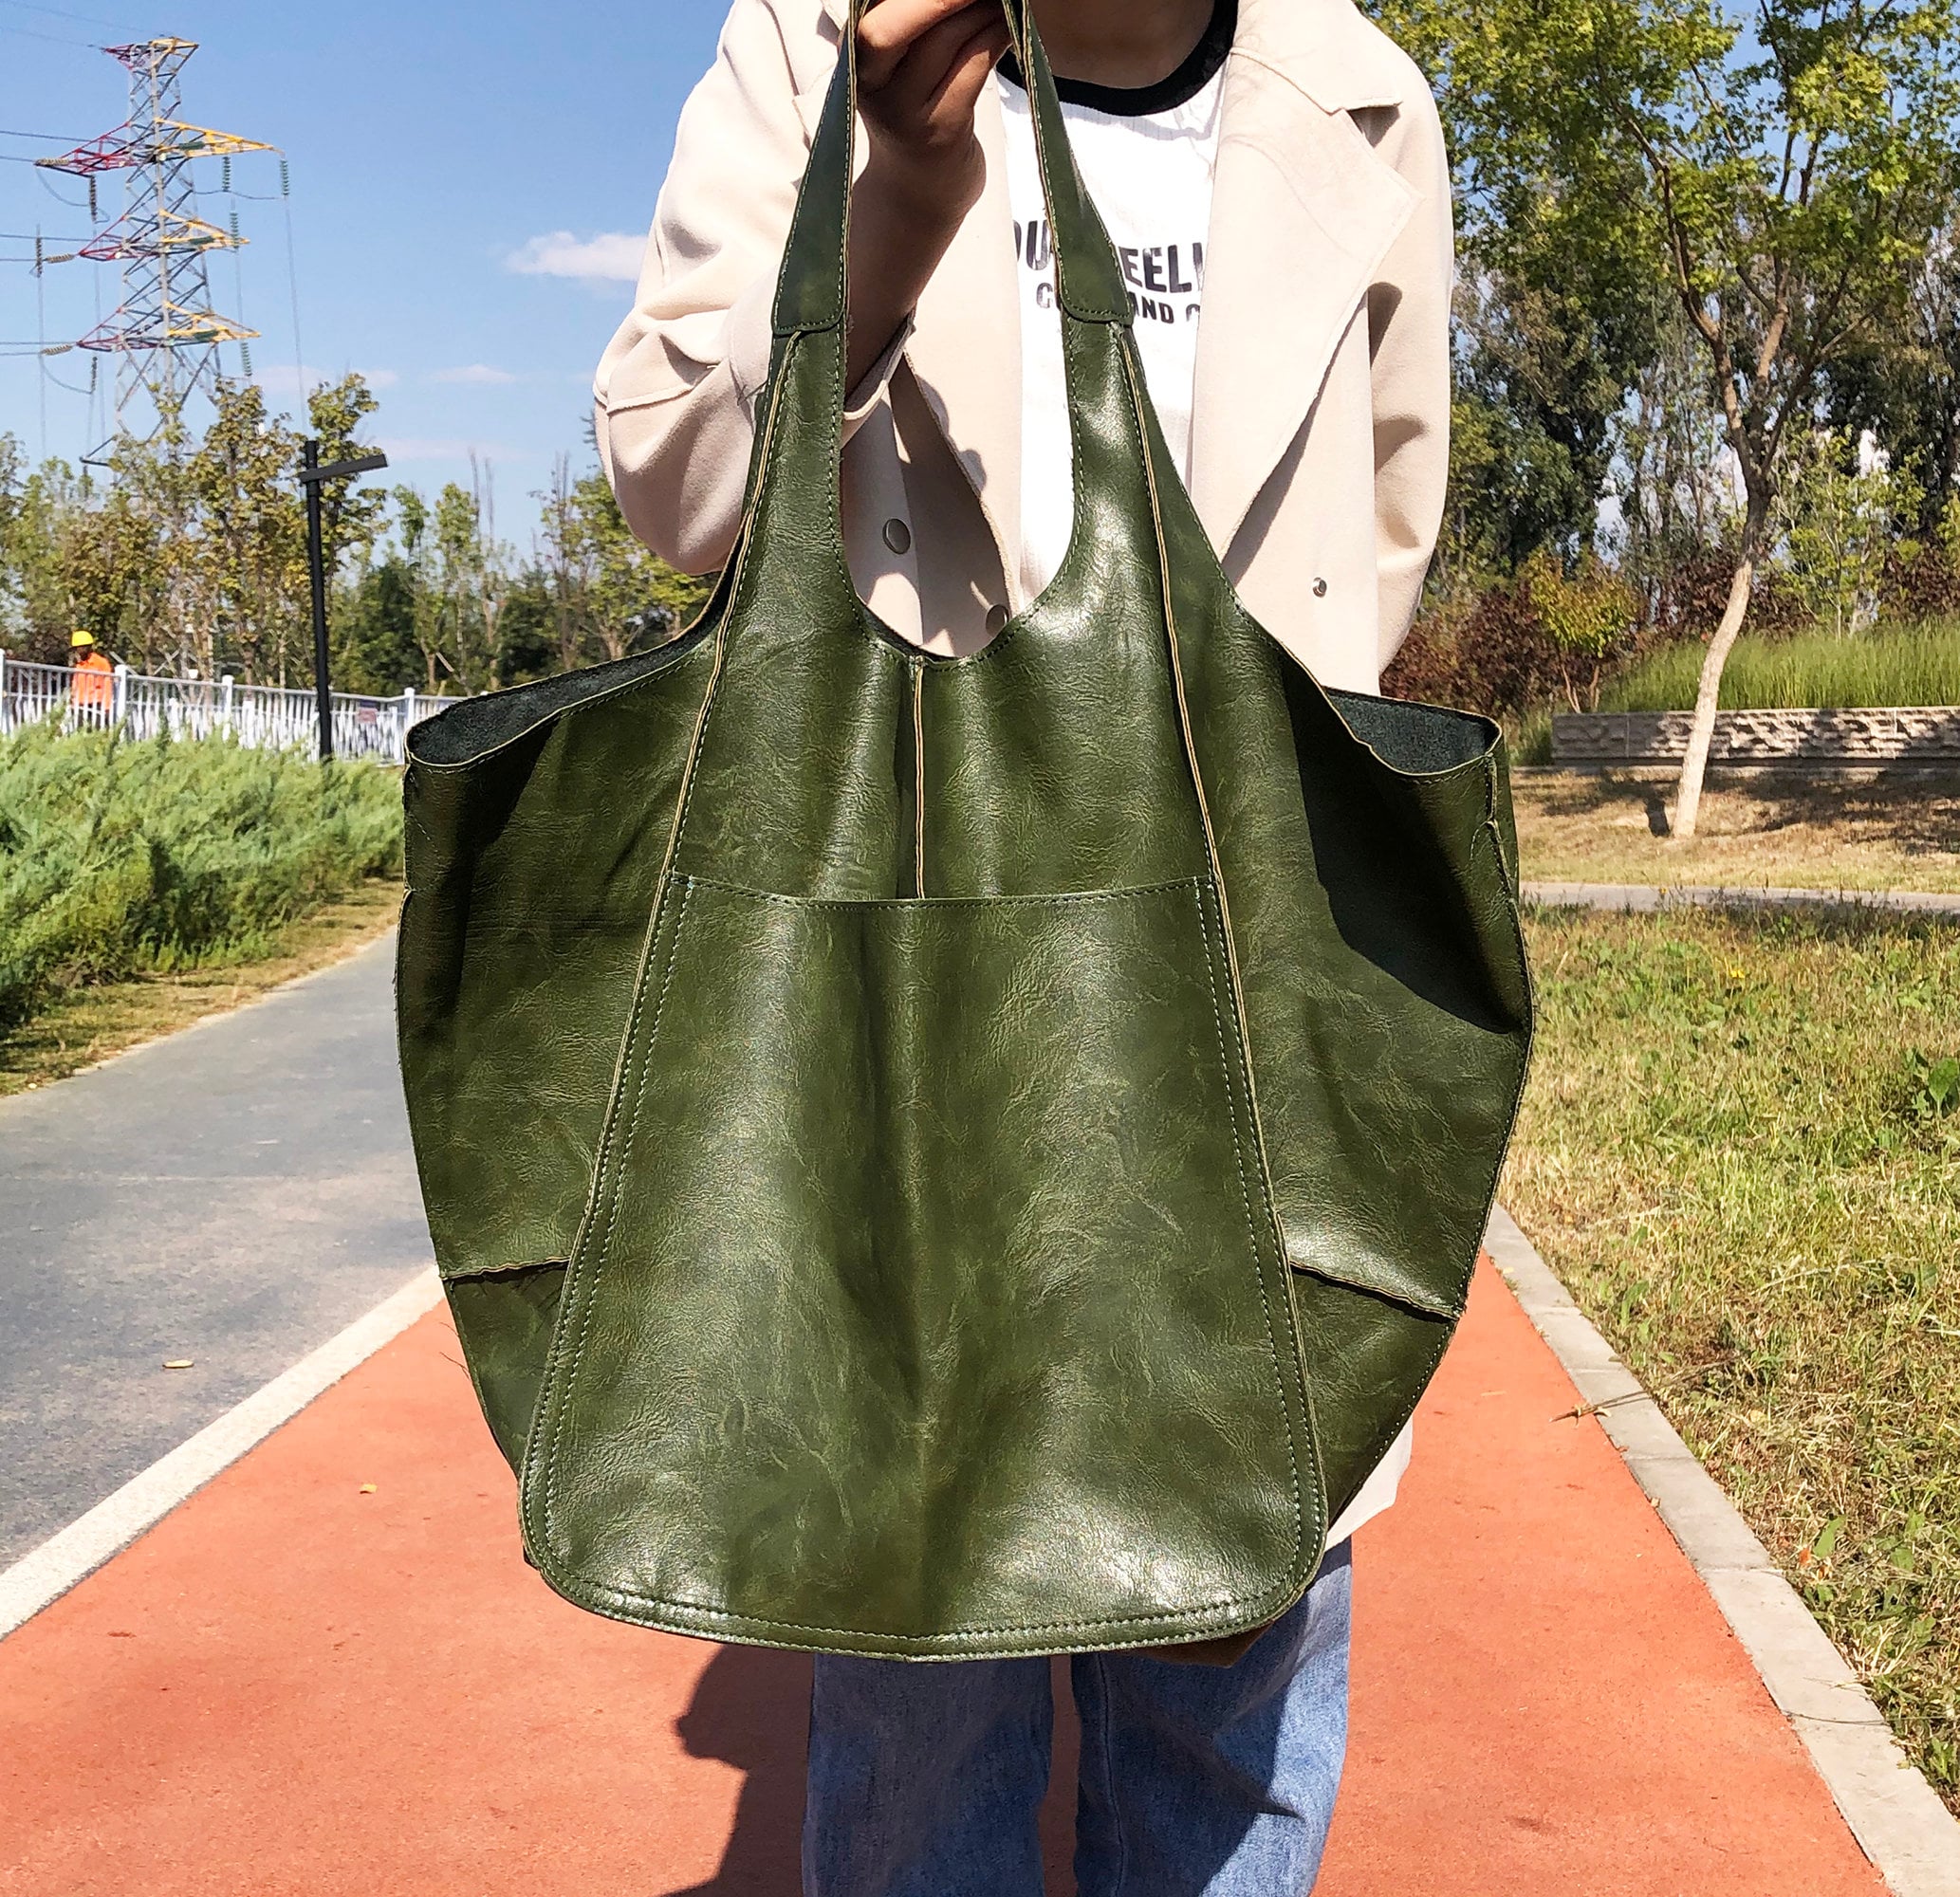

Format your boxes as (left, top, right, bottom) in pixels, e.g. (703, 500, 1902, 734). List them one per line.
(657, 1646, 1082, 1896)
(663, 1645, 813, 1896)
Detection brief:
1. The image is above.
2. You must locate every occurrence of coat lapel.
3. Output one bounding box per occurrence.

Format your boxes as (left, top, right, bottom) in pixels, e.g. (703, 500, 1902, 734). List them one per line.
(1189, 0, 1420, 556)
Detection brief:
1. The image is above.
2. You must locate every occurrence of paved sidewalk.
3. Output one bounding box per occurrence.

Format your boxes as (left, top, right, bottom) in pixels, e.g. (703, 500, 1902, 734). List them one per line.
(0, 1257, 1889, 1895)
(0, 936, 424, 1566)
(1525, 878, 1960, 919)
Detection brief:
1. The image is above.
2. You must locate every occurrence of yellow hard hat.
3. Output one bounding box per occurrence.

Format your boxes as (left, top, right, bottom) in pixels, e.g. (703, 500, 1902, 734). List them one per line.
(70, 630, 96, 649)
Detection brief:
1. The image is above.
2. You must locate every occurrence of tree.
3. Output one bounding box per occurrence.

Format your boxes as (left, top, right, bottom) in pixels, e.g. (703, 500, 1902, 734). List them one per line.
(1437, 261, 1660, 598)
(305, 374, 390, 588)
(1523, 547, 1641, 710)
(536, 456, 709, 668)
(57, 484, 165, 664)
(386, 477, 510, 694)
(0, 442, 90, 660)
(335, 553, 423, 696)
(1379, 0, 1960, 834)
(1823, 231, 1960, 536)
(183, 381, 307, 684)
(1776, 425, 1917, 634)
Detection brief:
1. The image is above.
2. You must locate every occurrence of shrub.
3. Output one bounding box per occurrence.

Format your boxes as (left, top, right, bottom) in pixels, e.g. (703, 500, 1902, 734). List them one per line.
(0, 722, 401, 1029)
(1649, 551, 1805, 643)
(1385, 556, 1639, 719)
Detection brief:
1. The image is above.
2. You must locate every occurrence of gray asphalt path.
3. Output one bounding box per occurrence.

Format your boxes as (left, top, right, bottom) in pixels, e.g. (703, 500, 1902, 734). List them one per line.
(0, 935, 430, 1568)
(1523, 879, 1960, 919)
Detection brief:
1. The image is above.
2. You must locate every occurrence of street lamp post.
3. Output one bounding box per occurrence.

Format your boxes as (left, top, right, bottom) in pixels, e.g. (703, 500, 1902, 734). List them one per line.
(297, 441, 388, 763)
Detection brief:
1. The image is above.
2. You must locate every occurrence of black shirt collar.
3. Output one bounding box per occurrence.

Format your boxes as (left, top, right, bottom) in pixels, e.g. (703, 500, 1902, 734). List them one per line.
(999, 0, 1236, 117)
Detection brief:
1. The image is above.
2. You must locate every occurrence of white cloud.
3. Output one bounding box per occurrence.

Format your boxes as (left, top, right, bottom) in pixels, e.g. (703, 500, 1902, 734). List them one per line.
(431, 363, 518, 385)
(507, 230, 643, 284)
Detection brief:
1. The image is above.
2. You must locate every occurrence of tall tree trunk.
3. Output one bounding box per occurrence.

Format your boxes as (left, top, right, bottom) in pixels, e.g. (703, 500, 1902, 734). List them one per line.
(1673, 507, 1766, 839)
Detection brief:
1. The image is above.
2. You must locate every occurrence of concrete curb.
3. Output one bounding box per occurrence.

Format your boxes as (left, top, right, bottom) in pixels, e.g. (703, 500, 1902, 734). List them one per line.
(0, 1267, 441, 1642)
(1523, 880, 1960, 920)
(1486, 1205, 1960, 1896)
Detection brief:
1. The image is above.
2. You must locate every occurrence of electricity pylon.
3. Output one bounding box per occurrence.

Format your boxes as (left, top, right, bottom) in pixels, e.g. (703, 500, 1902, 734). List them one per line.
(38, 38, 272, 445)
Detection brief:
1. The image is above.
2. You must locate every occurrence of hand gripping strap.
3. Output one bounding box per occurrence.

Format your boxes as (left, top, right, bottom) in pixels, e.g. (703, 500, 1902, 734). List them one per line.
(771, 0, 1131, 338)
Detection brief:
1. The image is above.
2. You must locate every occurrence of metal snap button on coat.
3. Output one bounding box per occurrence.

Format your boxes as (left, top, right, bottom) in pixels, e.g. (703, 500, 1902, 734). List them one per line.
(986, 603, 1009, 635)
(1313, 577, 1328, 598)
(882, 518, 912, 556)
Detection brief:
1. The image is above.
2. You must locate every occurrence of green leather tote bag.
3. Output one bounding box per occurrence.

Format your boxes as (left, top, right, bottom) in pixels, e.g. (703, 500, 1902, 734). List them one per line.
(397, 0, 1531, 1661)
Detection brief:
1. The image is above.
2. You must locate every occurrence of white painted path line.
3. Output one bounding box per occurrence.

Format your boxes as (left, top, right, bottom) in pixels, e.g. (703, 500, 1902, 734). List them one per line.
(0, 1267, 441, 1642)
(1487, 1205, 1960, 1897)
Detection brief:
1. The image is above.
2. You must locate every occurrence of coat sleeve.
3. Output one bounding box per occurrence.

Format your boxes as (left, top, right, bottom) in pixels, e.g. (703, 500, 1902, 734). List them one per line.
(594, 0, 901, 576)
(1366, 79, 1453, 671)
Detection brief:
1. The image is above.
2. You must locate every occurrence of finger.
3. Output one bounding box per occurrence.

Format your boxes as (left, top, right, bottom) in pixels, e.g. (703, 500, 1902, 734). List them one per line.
(919, 18, 1011, 124)
(858, 0, 992, 86)
(868, 6, 1003, 120)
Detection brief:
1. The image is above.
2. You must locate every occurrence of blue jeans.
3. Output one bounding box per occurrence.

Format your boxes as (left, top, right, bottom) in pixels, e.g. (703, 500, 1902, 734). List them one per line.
(803, 1542, 1353, 1896)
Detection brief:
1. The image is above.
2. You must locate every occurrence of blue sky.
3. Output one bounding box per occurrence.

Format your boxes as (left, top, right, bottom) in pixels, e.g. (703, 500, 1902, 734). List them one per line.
(1, 0, 728, 540)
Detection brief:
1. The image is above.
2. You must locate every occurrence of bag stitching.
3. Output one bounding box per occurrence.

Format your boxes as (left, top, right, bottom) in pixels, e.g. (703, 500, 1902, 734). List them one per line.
(549, 1569, 1296, 1644)
(540, 877, 692, 1548)
(1193, 878, 1307, 1556)
(528, 863, 1298, 1641)
(522, 368, 780, 1527)
(442, 1257, 567, 1283)
(1127, 329, 1315, 1568)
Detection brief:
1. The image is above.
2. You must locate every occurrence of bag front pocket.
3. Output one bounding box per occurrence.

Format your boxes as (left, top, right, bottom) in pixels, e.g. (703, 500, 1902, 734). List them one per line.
(520, 871, 1320, 1658)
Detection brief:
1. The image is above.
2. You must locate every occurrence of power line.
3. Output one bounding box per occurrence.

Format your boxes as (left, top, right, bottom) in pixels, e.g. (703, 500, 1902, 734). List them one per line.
(0, 22, 99, 48)
(0, 0, 122, 26)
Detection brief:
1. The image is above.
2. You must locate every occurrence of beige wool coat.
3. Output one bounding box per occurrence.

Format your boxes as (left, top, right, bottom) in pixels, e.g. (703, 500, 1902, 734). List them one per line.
(596, 0, 1453, 696)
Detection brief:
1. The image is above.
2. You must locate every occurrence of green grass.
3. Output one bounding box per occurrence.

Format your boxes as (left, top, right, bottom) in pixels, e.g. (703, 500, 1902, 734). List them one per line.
(1508, 906, 1960, 1809)
(1602, 618, 1960, 711)
(0, 721, 402, 1031)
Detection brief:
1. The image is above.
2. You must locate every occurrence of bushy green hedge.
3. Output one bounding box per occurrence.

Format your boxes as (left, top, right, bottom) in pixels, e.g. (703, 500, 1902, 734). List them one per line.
(1602, 618, 1960, 712)
(0, 722, 402, 1029)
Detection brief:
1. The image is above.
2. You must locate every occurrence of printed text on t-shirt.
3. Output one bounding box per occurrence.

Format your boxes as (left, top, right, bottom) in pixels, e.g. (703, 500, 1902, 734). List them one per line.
(1012, 218, 1207, 323)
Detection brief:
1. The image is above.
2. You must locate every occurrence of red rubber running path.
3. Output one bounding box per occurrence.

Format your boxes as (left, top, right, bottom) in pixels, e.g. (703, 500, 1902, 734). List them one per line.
(0, 1262, 1886, 1894)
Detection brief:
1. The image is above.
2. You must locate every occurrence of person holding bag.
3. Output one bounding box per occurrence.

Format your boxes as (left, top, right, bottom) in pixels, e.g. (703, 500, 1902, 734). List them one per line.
(398, 2, 1525, 1893)
(593, 3, 1455, 1885)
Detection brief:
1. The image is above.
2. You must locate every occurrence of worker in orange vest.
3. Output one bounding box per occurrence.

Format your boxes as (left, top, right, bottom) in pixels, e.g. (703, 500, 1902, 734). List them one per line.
(68, 631, 115, 723)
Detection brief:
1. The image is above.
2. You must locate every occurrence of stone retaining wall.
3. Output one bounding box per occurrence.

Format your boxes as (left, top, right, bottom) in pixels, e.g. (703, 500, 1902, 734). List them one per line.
(1552, 707, 1960, 764)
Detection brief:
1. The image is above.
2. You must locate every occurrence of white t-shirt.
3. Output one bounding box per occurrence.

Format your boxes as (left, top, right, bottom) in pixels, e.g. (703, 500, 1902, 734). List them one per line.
(998, 65, 1222, 606)
(998, 48, 1415, 1554)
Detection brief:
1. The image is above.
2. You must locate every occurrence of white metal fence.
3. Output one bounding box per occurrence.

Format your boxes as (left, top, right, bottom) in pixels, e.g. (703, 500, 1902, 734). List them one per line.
(0, 652, 444, 764)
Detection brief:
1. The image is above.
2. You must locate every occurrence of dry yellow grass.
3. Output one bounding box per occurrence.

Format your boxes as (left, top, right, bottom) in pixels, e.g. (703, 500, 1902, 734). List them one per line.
(1514, 767, 1960, 893)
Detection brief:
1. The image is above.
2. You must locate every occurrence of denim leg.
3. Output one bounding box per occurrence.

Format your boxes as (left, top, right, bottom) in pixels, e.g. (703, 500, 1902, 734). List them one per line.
(802, 1650, 1053, 1897)
(1071, 1542, 1354, 1897)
